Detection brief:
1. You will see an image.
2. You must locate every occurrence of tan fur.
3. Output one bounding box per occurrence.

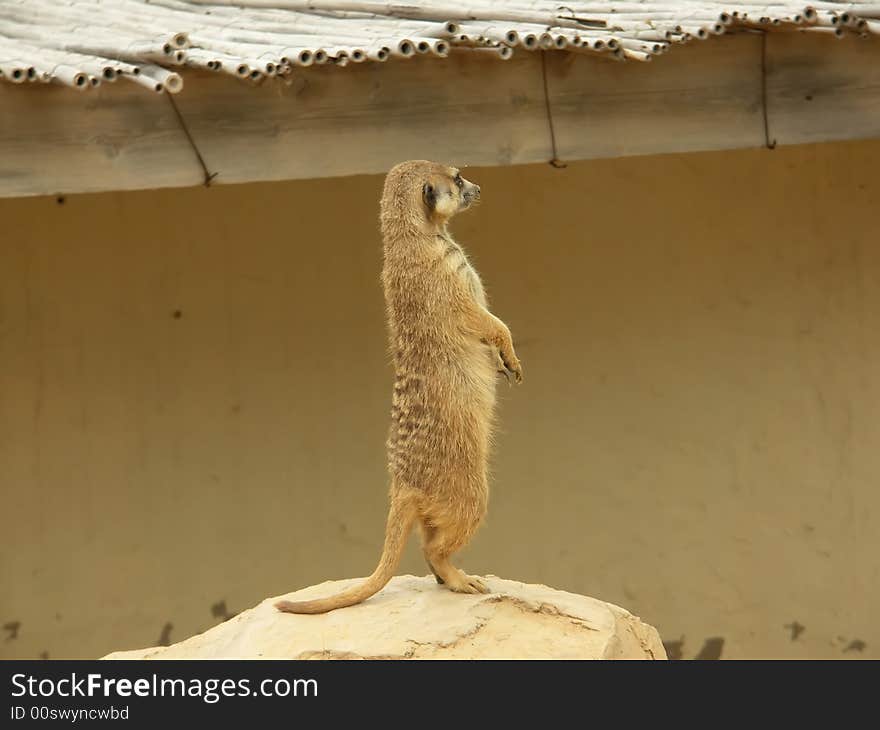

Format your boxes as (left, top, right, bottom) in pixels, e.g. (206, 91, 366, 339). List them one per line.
(275, 161, 522, 615)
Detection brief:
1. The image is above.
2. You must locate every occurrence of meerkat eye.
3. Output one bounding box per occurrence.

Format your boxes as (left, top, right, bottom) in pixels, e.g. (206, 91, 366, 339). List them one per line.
(422, 183, 436, 210)
(454, 174, 463, 189)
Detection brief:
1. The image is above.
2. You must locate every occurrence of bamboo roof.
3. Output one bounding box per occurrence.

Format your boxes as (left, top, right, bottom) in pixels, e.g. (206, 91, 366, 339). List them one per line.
(0, 0, 877, 93)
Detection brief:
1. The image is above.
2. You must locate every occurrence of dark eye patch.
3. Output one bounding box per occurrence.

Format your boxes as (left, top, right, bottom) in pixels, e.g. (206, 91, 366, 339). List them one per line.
(423, 182, 436, 209)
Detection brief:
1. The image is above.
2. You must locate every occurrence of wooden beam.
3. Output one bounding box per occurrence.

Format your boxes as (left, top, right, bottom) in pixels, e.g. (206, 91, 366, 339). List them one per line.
(766, 32, 880, 146)
(0, 33, 878, 198)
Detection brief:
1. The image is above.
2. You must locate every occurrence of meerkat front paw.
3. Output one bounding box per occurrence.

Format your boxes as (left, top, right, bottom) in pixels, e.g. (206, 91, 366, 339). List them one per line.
(493, 349, 512, 383)
(500, 351, 523, 384)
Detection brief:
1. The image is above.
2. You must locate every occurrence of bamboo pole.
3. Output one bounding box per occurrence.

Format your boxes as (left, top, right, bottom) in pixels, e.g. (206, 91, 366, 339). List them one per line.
(5, 0, 191, 48)
(1, 0, 879, 92)
(137, 63, 184, 92)
(0, 38, 127, 79)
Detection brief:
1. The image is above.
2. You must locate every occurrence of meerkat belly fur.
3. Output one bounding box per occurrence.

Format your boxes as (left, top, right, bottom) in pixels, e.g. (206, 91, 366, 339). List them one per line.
(276, 160, 522, 614)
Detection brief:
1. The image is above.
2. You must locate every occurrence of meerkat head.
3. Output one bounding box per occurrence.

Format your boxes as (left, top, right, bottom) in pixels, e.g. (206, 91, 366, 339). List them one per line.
(422, 165, 480, 224)
(381, 161, 481, 234)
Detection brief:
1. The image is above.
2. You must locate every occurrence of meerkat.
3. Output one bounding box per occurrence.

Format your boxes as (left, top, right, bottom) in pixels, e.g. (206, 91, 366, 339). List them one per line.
(275, 160, 522, 614)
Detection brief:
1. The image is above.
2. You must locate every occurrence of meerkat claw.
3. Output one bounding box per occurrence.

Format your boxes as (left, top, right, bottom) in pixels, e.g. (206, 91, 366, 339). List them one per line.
(502, 359, 523, 384)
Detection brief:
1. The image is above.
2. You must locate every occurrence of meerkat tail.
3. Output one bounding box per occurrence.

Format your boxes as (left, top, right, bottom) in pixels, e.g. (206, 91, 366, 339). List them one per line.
(275, 497, 418, 615)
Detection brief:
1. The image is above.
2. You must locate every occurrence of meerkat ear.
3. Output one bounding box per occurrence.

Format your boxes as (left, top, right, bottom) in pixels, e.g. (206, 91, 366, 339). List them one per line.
(423, 183, 436, 211)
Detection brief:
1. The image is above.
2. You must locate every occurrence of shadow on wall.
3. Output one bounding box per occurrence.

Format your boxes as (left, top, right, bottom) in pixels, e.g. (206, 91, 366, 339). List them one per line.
(663, 636, 725, 660)
(663, 629, 868, 659)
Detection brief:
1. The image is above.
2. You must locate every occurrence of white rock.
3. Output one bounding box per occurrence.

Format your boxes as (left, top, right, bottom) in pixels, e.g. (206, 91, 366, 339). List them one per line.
(103, 575, 666, 660)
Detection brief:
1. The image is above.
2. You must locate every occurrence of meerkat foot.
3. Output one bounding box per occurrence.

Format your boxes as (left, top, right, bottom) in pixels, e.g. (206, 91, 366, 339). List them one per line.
(425, 550, 489, 594)
(445, 571, 489, 594)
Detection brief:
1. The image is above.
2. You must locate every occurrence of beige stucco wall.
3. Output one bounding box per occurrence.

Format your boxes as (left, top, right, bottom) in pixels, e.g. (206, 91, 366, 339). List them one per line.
(2, 140, 878, 660)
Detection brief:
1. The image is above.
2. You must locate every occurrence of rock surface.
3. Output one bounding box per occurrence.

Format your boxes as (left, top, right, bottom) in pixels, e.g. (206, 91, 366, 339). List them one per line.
(103, 575, 666, 660)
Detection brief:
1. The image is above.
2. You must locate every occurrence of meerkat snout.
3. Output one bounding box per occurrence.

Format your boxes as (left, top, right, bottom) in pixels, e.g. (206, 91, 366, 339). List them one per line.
(456, 173, 480, 209)
(463, 182, 481, 207)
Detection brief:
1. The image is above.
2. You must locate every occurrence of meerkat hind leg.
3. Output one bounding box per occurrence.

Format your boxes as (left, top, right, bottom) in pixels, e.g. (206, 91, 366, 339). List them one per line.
(422, 524, 488, 594)
(418, 523, 445, 584)
(426, 561, 446, 585)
